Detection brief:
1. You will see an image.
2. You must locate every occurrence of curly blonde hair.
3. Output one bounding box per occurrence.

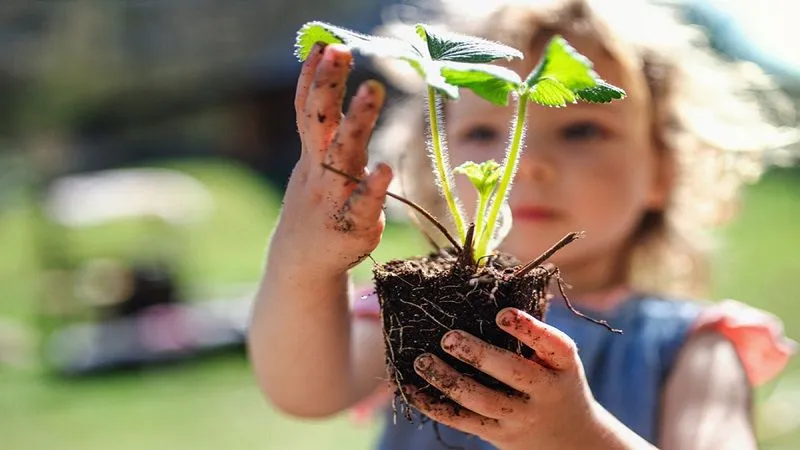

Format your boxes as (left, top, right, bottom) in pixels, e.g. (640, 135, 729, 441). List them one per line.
(370, 0, 797, 297)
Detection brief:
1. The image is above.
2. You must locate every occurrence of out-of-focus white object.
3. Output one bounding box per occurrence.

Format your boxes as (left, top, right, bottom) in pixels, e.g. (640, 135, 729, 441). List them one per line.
(45, 168, 214, 228)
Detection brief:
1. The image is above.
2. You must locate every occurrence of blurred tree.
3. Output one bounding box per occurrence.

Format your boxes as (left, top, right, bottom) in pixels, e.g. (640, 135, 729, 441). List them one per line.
(0, 0, 404, 185)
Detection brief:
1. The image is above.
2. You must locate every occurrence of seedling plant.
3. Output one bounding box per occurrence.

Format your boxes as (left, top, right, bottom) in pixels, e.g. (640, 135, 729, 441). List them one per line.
(295, 21, 625, 418)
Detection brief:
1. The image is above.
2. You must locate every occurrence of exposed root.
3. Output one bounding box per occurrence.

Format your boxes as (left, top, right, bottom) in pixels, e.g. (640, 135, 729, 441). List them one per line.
(383, 312, 410, 423)
(514, 231, 585, 277)
(398, 153, 441, 252)
(552, 267, 623, 334)
(397, 297, 454, 331)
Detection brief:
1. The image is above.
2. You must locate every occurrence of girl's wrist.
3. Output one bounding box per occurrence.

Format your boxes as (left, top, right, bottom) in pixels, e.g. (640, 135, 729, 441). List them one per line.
(264, 244, 349, 293)
(497, 402, 602, 450)
(576, 401, 657, 450)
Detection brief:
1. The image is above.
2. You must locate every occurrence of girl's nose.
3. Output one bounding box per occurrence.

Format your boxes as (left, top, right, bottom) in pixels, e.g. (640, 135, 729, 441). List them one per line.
(516, 144, 557, 184)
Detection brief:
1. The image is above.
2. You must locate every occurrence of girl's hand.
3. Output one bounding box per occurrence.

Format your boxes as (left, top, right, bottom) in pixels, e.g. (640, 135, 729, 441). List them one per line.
(408, 308, 637, 450)
(276, 42, 393, 275)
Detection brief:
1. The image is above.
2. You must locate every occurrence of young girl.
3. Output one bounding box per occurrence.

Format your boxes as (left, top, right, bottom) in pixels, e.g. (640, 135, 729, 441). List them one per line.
(248, 0, 796, 448)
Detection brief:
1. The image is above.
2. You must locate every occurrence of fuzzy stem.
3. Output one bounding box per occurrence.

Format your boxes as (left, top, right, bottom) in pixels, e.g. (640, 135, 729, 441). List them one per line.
(472, 192, 489, 262)
(426, 86, 466, 242)
(476, 95, 528, 258)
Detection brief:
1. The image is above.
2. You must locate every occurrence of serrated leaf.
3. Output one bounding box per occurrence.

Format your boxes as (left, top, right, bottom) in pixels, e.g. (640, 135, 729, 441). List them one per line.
(416, 24, 523, 63)
(440, 63, 522, 105)
(523, 35, 626, 106)
(294, 21, 420, 62)
(454, 160, 501, 195)
(295, 22, 365, 61)
(295, 21, 527, 101)
(576, 80, 626, 103)
(295, 22, 458, 96)
(527, 77, 576, 107)
(525, 36, 595, 90)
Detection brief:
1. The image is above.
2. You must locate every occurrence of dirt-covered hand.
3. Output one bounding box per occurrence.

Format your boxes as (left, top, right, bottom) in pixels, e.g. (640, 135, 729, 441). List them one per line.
(276, 42, 393, 275)
(407, 307, 612, 450)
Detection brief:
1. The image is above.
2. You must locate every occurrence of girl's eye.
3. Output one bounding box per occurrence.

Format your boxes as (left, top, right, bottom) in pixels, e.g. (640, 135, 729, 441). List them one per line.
(560, 121, 607, 141)
(462, 125, 499, 143)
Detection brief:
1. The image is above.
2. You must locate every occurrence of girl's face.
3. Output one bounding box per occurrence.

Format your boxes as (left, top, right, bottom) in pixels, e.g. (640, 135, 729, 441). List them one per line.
(445, 39, 667, 293)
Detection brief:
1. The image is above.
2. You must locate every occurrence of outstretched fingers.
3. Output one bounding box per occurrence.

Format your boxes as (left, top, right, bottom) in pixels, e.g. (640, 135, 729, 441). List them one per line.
(326, 80, 385, 176)
(331, 163, 393, 237)
(302, 44, 352, 161)
(345, 163, 393, 221)
(295, 42, 327, 128)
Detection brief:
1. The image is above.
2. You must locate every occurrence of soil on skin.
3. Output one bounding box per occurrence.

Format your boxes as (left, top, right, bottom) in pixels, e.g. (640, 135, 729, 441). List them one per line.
(372, 247, 552, 415)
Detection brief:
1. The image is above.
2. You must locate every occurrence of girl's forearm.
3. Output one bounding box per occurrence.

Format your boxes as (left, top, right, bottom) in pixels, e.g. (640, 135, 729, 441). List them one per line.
(248, 239, 372, 418)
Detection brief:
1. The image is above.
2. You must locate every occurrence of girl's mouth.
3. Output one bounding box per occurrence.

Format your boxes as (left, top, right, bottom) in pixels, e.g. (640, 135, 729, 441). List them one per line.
(511, 206, 560, 221)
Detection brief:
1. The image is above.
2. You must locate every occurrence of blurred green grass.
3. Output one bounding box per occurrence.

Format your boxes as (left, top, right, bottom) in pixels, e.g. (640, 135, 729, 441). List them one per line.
(0, 160, 797, 449)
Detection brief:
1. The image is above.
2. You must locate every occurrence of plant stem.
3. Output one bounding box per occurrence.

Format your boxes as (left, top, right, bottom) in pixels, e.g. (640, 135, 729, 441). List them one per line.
(426, 86, 466, 242)
(473, 193, 489, 260)
(514, 231, 584, 277)
(476, 94, 528, 258)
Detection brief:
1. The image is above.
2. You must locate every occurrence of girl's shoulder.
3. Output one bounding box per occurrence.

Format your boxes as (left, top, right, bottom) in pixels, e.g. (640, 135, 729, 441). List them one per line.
(572, 293, 796, 388)
(684, 298, 796, 387)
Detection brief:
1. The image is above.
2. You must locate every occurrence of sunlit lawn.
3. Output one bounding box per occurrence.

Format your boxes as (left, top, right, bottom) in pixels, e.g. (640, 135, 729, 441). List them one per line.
(0, 159, 797, 449)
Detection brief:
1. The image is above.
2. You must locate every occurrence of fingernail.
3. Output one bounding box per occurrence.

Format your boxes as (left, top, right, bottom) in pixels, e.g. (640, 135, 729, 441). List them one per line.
(310, 42, 328, 57)
(497, 308, 517, 327)
(356, 83, 370, 99)
(323, 44, 350, 64)
(375, 162, 393, 180)
(357, 80, 384, 100)
(414, 354, 433, 371)
(441, 330, 463, 349)
(323, 46, 337, 62)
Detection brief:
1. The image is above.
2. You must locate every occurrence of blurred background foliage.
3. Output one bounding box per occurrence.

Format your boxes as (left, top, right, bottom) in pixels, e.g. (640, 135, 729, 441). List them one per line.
(0, 0, 798, 449)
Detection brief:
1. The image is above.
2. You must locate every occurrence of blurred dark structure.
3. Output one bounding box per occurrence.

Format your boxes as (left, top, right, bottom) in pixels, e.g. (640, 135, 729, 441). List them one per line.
(0, 0, 796, 188)
(0, 0, 408, 189)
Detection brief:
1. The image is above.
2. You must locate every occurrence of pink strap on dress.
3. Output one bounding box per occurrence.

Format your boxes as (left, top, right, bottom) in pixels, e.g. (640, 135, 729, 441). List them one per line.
(691, 299, 797, 387)
(349, 288, 389, 423)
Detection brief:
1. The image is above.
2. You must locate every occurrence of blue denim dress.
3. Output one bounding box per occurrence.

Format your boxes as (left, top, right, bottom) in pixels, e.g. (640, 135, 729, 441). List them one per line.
(375, 295, 702, 449)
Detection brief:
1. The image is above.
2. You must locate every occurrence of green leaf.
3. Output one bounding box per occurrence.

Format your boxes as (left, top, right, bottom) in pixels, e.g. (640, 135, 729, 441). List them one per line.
(440, 63, 522, 105)
(295, 21, 526, 101)
(295, 22, 458, 97)
(576, 80, 627, 103)
(416, 24, 523, 63)
(525, 36, 594, 90)
(523, 35, 626, 106)
(526, 77, 576, 107)
(294, 21, 420, 62)
(454, 160, 502, 196)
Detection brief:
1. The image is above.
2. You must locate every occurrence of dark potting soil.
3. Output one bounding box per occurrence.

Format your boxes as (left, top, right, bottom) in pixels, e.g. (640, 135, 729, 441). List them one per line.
(372, 247, 553, 414)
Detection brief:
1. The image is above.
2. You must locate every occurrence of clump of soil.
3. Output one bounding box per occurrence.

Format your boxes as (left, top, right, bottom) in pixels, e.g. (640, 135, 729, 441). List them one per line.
(372, 245, 552, 413)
